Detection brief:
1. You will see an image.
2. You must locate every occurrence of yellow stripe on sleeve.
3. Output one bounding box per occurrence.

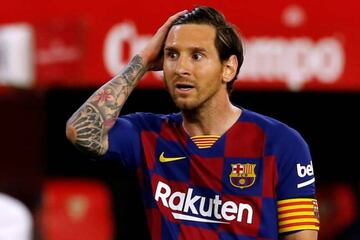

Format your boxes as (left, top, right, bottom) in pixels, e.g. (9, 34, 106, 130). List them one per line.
(277, 198, 320, 233)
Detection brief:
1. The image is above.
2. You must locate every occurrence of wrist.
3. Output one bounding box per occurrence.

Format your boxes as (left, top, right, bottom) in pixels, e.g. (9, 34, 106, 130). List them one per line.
(138, 51, 151, 70)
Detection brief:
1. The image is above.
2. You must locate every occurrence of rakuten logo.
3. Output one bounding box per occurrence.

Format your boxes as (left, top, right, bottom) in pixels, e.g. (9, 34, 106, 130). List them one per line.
(103, 22, 345, 91)
(154, 181, 253, 224)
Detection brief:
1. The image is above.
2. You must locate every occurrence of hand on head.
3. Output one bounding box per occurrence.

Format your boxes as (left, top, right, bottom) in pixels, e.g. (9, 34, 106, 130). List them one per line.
(140, 10, 188, 71)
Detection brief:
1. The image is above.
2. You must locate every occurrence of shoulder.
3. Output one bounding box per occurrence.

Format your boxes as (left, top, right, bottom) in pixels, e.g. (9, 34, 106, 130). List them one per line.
(241, 108, 307, 147)
(118, 112, 182, 131)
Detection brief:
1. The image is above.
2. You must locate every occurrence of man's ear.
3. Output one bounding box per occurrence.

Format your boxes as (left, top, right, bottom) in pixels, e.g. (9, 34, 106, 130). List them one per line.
(222, 55, 238, 83)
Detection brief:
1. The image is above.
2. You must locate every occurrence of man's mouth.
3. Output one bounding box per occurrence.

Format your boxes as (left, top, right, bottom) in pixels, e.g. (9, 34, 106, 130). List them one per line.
(175, 83, 194, 91)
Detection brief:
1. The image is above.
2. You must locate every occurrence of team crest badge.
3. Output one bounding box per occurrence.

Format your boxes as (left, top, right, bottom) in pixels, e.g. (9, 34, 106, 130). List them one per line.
(313, 199, 320, 221)
(229, 163, 256, 189)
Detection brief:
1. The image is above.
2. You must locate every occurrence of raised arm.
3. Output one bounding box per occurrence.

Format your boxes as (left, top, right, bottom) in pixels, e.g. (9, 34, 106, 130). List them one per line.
(65, 10, 187, 156)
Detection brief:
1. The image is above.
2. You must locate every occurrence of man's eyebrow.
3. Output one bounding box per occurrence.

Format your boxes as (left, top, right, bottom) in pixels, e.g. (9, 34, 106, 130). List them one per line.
(164, 46, 178, 52)
(191, 47, 207, 53)
(164, 46, 207, 53)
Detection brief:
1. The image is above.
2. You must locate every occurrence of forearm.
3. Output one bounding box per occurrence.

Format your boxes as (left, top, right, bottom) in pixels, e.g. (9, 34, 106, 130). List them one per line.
(280, 230, 318, 240)
(66, 55, 147, 156)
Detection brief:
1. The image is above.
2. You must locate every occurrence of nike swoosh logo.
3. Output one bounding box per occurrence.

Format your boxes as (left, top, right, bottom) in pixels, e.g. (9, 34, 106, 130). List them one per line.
(159, 152, 186, 163)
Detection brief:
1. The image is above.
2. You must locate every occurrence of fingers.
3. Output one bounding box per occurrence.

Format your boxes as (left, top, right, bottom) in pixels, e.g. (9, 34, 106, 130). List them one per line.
(167, 10, 188, 24)
(141, 9, 188, 70)
(160, 10, 188, 31)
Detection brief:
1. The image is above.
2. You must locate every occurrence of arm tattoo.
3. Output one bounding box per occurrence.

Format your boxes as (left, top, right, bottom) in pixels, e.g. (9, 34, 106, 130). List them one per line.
(68, 55, 146, 155)
(72, 104, 103, 155)
(122, 55, 145, 85)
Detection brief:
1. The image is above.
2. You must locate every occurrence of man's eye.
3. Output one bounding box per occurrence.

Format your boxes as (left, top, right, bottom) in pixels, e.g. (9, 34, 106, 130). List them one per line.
(193, 53, 203, 61)
(166, 52, 178, 59)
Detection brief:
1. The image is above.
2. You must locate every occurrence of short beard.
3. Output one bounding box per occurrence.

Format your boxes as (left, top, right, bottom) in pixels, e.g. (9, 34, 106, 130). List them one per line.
(163, 76, 204, 111)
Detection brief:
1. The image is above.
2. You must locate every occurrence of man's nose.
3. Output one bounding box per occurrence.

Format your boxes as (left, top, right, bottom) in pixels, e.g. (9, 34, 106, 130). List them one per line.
(174, 56, 191, 76)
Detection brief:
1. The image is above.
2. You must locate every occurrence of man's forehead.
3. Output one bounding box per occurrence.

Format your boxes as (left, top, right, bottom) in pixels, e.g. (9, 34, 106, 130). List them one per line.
(165, 24, 216, 48)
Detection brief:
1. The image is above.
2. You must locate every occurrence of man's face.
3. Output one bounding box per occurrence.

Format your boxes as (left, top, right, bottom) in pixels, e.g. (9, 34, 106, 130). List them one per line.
(163, 24, 226, 110)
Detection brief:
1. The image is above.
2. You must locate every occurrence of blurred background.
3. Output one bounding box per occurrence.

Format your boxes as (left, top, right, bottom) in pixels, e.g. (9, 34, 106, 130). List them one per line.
(1, 0, 359, 239)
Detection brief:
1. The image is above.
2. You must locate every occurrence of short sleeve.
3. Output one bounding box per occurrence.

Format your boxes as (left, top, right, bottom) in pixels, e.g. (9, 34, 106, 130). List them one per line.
(274, 127, 320, 233)
(276, 127, 316, 199)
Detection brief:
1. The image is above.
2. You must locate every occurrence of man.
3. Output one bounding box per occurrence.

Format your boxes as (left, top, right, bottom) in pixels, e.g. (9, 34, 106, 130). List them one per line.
(66, 6, 319, 239)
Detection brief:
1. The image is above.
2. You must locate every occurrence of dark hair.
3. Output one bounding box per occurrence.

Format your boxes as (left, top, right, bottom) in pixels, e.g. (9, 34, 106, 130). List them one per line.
(172, 6, 244, 93)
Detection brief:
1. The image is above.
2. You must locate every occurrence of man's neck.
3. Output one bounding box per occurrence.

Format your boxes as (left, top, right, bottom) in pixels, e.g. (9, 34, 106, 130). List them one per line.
(182, 97, 241, 137)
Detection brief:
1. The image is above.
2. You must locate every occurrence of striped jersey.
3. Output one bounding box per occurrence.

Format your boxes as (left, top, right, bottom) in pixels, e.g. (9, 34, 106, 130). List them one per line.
(103, 108, 320, 239)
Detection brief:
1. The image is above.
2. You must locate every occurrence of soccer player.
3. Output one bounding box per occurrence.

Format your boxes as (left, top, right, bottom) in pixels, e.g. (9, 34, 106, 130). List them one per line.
(66, 6, 320, 240)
